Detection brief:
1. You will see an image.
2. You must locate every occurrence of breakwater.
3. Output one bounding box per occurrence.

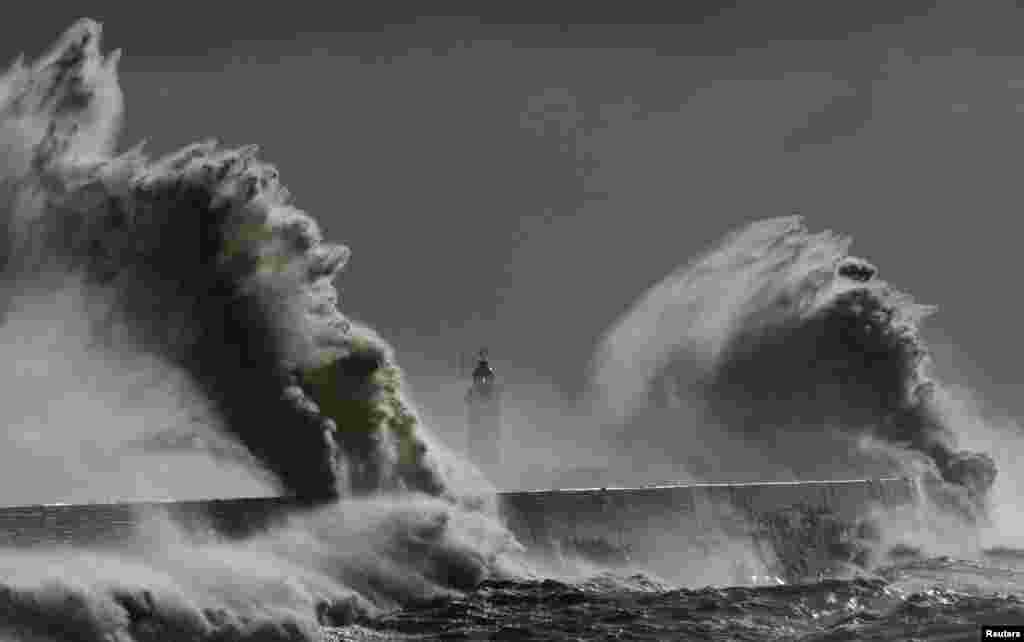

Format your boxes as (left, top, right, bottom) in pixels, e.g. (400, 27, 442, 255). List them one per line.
(500, 478, 918, 580)
(0, 478, 919, 580)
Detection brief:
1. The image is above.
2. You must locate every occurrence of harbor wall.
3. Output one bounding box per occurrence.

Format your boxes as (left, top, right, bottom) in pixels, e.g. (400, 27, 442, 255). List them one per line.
(0, 496, 294, 549)
(0, 478, 919, 580)
(498, 478, 919, 580)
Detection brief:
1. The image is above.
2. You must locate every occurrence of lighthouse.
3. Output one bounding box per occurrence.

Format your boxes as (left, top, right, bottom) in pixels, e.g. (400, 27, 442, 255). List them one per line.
(465, 348, 502, 473)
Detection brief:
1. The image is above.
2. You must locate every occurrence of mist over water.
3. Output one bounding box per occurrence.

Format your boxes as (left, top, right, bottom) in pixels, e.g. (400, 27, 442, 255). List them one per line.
(0, 19, 516, 641)
(2, 16, 1022, 641)
(591, 217, 997, 516)
(0, 284, 274, 504)
(0, 18, 479, 505)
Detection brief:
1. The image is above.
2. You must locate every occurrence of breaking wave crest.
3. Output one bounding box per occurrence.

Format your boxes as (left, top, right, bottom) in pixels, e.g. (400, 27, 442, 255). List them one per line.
(591, 216, 997, 517)
(0, 19, 477, 505)
(0, 19, 517, 641)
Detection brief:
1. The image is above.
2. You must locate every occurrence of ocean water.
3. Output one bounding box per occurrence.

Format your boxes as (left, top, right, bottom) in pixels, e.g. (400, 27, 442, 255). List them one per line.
(2, 18, 1022, 642)
(326, 553, 1024, 641)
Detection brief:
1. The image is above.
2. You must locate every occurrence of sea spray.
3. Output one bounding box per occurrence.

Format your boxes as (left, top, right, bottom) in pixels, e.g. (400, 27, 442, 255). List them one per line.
(0, 18, 481, 505)
(0, 18, 517, 641)
(591, 217, 996, 517)
(0, 499, 517, 641)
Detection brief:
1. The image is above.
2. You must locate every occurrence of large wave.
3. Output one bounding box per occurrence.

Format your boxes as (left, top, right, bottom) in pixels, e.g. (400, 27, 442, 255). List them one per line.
(0, 19, 478, 505)
(590, 217, 996, 514)
(0, 19, 515, 641)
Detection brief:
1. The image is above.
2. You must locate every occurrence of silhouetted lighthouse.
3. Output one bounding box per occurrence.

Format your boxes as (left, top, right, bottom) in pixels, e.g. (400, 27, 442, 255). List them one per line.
(466, 348, 502, 472)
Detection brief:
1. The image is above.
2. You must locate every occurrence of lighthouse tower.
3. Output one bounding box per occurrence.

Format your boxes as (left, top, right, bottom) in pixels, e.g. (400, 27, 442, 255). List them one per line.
(465, 348, 502, 473)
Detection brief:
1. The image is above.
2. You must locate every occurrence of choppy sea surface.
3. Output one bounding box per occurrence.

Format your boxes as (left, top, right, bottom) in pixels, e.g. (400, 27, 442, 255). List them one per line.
(326, 551, 1024, 641)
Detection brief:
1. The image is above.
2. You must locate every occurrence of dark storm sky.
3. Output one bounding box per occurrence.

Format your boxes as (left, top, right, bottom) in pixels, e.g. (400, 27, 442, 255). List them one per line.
(6, 2, 1024, 429)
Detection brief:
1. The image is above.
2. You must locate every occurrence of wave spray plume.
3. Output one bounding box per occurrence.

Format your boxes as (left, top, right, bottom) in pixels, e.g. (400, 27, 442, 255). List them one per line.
(0, 19, 474, 505)
(0, 19, 516, 642)
(591, 217, 997, 515)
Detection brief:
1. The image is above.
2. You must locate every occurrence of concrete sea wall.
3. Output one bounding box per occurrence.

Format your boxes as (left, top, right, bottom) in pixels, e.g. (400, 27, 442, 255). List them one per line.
(499, 478, 918, 580)
(0, 497, 294, 549)
(0, 478, 918, 581)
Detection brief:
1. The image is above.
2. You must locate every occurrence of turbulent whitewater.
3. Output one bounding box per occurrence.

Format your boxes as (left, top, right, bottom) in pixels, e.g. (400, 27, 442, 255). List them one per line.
(591, 216, 997, 517)
(0, 19, 518, 642)
(0, 19, 478, 505)
(1, 18, 1022, 642)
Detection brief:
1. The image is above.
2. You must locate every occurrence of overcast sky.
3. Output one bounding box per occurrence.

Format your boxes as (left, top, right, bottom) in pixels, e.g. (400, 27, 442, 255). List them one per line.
(6, 2, 1024, 453)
